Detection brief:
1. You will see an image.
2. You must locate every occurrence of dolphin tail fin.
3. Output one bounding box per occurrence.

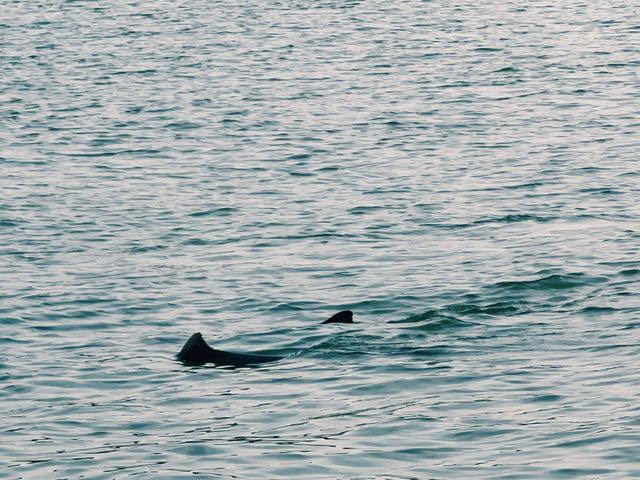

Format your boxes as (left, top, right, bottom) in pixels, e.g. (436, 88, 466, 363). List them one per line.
(322, 310, 354, 324)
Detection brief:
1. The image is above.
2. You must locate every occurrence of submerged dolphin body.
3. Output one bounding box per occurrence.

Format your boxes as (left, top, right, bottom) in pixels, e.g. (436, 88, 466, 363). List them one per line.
(177, 310, 354, 366)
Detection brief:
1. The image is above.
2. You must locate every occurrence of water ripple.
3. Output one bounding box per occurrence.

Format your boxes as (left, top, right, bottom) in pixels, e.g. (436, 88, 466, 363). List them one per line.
(2, 0, 640, 478)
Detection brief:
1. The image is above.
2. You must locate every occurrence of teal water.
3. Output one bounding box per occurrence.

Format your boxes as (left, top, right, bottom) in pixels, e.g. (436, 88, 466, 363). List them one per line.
(2, 1, 639, 478)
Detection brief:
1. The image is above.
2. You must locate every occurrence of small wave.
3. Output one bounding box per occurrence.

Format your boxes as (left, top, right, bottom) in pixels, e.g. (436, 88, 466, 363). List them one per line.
(309, 333, 380, 354)
(129, 244, 168, 253)
(0, 219, 20, 227)
(493, 66, 519, 73)
(389, 309, 477, 333)
(421, 213, 555, 230)
(494, 273, 607, 291)
(620, 269, 640, 276)
(388, 309, 439, 323)
(442, 302, 525, 317)
(182, 238, 211, 246)
(396, 316, 475, 332)
(580, 306, 618, 315)
(473, 213, 553, 225)
(288, 153, 311, 160)
(401, 345, 452, 357)
(30, 320, 113, 332)
(389, 302, 524, 328)
(164, 121, 202, 130)
(187, 207, 236, 218)
(474, 47, 503, 52)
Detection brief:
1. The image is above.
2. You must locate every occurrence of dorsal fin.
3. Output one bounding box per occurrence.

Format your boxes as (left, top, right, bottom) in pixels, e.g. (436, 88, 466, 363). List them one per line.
(176, 332, 211, 365)
(177, 332, 283, 366)
(322, 310, 353, 324)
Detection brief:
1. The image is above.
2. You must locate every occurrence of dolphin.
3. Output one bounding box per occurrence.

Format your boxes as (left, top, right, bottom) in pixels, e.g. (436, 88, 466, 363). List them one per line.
(321, 310, 353, 324)
(176, 332, 283, 366)
(177, 310, 354, 366)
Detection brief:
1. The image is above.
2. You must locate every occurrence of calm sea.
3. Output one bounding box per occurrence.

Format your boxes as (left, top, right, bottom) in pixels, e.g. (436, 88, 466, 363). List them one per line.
(2, 1, 639, 478)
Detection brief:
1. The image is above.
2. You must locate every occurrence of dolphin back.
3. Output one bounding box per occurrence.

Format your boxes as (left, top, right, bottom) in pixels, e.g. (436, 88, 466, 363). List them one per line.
(177, 332, 282, 366)
(177, 310, 354, 366)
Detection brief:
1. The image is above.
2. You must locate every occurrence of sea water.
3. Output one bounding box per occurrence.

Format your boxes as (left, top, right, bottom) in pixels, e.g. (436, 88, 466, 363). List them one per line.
(1, 1, 639, 478)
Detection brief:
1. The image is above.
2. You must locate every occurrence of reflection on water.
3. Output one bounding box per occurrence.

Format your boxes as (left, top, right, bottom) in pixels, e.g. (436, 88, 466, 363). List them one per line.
(1, 0, 639, 478)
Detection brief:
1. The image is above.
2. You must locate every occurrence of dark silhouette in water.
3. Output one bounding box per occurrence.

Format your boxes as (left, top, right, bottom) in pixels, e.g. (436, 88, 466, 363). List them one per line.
(177, 310, 354, 366)
(321, 310, 353, 324)
(177, 332, 283, 366)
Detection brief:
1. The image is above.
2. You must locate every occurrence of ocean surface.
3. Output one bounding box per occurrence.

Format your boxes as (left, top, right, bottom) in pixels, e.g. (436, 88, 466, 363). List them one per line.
(2, 1, 639, 478)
